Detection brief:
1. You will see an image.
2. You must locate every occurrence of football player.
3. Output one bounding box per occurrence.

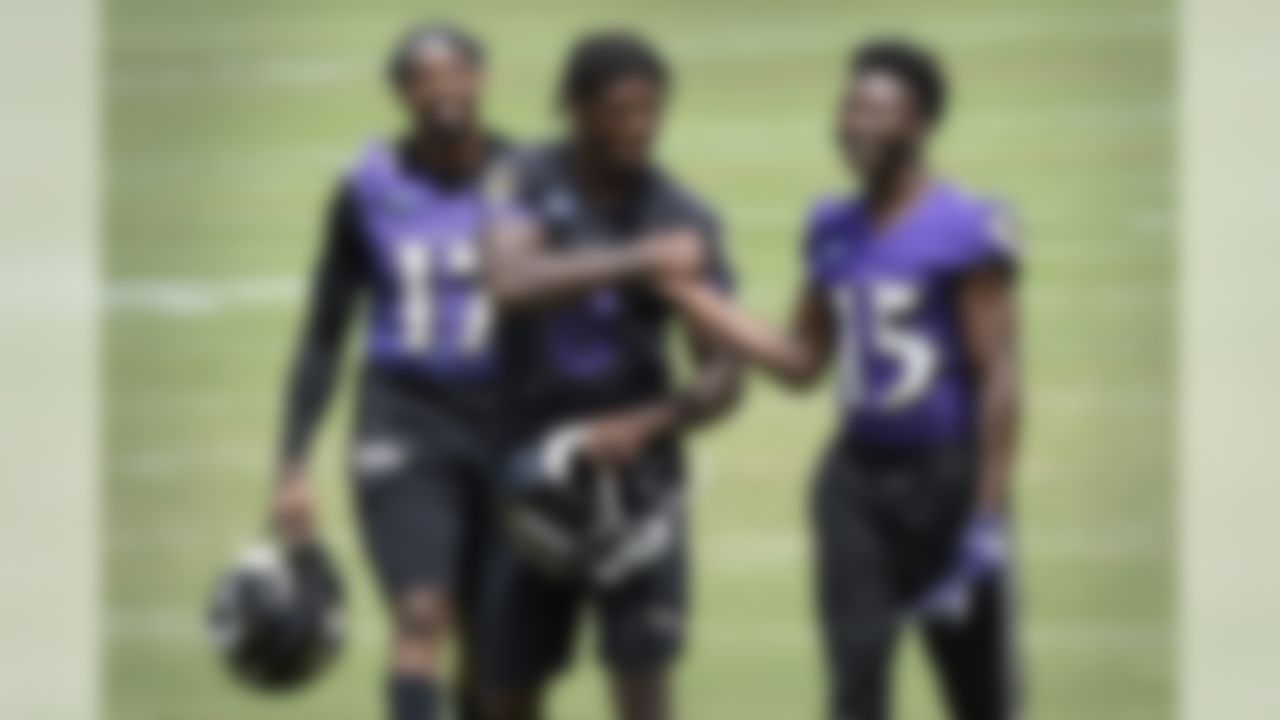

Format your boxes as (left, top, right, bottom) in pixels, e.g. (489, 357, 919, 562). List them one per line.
(478, 31, 742, 720)
(270, 22, 502, 720)
(659, 39, 1023, 719)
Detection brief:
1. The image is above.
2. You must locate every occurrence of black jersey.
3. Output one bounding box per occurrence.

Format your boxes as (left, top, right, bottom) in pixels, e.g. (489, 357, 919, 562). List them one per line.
(489, 144, 733, 445)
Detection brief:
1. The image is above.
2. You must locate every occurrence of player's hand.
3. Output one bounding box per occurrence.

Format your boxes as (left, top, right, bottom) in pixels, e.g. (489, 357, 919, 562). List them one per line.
(912, 510, 1009, 621)
(271, 463, 317, 546)
(581, 410, 659, 473)
(643, 226, 705, 281)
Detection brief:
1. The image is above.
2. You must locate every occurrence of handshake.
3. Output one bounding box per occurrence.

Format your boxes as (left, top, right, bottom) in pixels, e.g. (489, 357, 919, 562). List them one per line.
(636, 225, 714, 291)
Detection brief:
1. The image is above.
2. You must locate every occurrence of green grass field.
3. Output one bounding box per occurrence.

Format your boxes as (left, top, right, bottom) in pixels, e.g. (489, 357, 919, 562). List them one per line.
(107, 0, 1174, 717)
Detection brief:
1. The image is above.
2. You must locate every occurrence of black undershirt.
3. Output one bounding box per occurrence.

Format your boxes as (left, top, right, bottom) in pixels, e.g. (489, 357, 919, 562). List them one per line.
(278, 186, 367, 464)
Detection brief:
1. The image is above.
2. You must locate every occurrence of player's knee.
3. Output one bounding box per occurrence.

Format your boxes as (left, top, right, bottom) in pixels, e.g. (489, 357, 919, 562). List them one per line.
(392, 588, 449, 646)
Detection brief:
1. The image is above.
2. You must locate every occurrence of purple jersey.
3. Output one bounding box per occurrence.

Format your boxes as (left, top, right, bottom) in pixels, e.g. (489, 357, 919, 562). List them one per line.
(806, 181, 1017, 447)
(346, 141, 494, 379)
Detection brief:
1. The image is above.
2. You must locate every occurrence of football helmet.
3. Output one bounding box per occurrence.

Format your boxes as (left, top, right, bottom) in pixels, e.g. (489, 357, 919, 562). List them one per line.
(207, 540, 345, 691)
(501, 425, 683, 588)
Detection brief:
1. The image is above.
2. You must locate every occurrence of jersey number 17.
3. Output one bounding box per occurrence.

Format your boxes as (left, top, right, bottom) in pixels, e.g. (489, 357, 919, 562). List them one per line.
(393, 241, 492, 356)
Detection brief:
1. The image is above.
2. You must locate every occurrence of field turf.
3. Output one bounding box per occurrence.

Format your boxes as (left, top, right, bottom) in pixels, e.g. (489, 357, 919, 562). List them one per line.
(107, 0, 1173, 717)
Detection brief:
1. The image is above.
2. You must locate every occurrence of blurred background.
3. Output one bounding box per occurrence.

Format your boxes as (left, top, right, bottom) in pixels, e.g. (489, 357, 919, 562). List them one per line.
(106, 0, 1173, 717)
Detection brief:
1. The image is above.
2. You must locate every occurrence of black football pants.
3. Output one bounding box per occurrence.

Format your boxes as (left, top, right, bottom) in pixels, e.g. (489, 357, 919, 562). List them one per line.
(812, 438, 1022, 720)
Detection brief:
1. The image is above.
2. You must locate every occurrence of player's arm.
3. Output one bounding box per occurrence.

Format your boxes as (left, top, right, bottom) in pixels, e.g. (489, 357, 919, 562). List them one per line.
(959, 267, 1020, 514)
(580, 309, 744, 471)
(481, 213, 700, 309)
(579, 212, 744, 470)
(272, 187, 367, 543)
(660, 279, 835, 390)
(673, 322, 745, 427)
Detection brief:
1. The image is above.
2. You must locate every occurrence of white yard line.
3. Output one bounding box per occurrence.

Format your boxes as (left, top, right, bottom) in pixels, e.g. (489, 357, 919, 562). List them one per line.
(108, 275, 301, 316)
(112, 444, 268, 480)
(112, 56, 365, 94)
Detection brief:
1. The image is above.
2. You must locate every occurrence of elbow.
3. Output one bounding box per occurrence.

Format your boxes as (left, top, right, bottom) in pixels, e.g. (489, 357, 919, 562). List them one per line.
(773, 352, 825, 391)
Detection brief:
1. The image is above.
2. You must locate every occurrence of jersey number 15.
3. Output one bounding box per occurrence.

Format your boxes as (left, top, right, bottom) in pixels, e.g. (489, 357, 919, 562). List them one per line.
(832, 280, 941, 412)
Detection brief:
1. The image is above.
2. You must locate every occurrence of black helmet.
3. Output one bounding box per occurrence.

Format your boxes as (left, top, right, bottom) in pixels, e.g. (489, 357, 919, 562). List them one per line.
(501, 426, 683, 588)
(207, 541, 345, 691)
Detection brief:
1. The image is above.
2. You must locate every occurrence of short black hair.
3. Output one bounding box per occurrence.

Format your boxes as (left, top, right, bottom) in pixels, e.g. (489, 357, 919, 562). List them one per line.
(559, 31, 669, 105)
(387, 21, 485, 86)
(851, 38, 947, 125)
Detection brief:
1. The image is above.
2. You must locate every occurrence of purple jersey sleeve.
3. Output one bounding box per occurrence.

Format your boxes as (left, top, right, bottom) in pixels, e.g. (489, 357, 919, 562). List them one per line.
(953, 196, 1020, 274)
